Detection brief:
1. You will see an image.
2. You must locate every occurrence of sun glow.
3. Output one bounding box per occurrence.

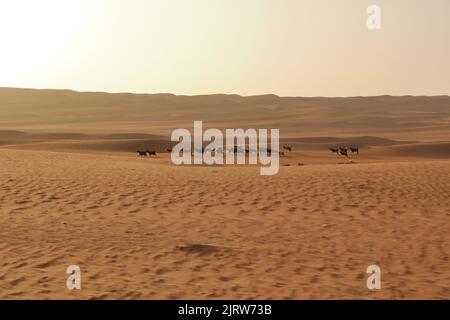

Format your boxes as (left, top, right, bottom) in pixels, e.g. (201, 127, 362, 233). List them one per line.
(0, 0, 449, 96)
(0, 0, 93, 86)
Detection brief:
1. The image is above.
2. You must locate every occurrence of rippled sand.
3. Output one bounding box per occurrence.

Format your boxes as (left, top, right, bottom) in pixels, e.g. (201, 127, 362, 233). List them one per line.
(1, 149, 449, 299)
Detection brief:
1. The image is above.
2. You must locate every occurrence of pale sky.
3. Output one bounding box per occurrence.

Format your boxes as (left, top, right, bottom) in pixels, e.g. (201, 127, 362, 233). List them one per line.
(0, 0, 449, 96)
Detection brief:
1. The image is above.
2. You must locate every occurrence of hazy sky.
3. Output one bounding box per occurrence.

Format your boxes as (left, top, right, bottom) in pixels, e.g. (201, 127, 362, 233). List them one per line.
(0, 0, 449, 96)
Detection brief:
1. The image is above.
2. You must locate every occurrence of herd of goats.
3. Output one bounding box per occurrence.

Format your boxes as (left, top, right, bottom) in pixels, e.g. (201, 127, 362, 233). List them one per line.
(136, 145, 359, 158)
(329, 146, 359, 157)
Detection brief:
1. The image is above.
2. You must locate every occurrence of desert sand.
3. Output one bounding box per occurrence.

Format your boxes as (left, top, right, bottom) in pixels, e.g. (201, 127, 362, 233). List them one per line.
(0, 88, 449, 299)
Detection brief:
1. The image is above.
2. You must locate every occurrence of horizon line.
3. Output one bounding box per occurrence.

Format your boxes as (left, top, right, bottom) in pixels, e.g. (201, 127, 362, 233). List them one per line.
(1, 86, 449, 99)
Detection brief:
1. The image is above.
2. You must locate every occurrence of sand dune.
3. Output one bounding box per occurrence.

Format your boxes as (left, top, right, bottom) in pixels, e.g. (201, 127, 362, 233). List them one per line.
(284, 136, 415, 146)
(379, 143, 450, 159)
(1, 88, 449, 140)
(0, 88, 449, 299)
(1, 138, 170, 154)
(0, 129, 164, 143)
(0, 149, 449, 299)
(1, 129, 447, 164)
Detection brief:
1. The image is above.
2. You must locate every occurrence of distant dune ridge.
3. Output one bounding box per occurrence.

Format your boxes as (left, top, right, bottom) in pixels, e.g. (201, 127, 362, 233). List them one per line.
(1, 87, 449, 139)
(0, 87, 449, 159)
(0, 87, 449, 299)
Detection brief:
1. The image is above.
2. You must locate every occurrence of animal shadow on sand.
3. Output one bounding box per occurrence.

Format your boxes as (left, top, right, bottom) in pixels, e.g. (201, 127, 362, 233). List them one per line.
(177, 244, 222, 256)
